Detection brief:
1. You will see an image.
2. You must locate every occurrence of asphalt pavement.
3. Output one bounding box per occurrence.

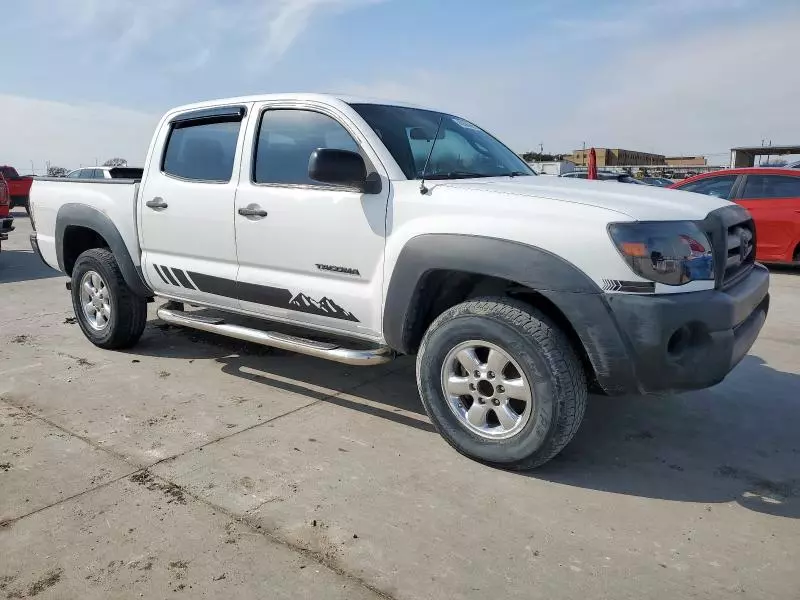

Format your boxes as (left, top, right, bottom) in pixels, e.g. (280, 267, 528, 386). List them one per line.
(1, 210, 799, 599)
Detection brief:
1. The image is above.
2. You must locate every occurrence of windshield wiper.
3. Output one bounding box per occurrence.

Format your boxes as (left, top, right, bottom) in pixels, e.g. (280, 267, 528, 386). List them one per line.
(425, 171, 491, 180)
(507, 171, 530, 177)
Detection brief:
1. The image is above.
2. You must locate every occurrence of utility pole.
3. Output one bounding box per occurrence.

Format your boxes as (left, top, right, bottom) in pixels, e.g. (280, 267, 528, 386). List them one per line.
(582, 141, 586, 166)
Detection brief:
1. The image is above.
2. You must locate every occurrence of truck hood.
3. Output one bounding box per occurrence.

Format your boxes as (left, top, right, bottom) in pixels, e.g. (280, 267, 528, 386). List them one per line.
(437, 176, 730, 221)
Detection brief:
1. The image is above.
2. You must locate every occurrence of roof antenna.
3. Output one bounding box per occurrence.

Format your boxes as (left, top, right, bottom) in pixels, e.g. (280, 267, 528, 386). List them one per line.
(419, 115, 444, 195)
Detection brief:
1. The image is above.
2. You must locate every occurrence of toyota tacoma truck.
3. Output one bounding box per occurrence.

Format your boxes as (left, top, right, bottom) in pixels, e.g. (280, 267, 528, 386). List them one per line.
(28, 94, 769, 469)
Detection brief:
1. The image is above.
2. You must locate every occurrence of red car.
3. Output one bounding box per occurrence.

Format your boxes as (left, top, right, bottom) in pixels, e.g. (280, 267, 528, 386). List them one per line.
(671, 168, 800, 264)
(0, 175, 12, 252)
(0, 166, 33, 212)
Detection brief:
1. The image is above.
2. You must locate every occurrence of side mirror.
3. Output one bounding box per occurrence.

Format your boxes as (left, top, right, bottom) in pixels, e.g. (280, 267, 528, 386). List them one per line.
(308, 149, 367, 190)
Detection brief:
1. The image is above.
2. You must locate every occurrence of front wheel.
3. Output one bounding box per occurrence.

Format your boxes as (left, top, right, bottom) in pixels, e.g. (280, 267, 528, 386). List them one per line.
(416, 298, 587, 470)
(71, 248, 147, 349)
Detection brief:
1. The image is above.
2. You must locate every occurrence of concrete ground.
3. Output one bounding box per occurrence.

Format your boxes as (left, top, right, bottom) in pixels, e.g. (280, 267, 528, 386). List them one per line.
(1, 210, 799, 599)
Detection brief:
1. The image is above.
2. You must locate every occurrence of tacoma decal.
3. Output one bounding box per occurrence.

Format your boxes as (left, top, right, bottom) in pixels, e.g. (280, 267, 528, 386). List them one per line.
(315, 263, 361, 276)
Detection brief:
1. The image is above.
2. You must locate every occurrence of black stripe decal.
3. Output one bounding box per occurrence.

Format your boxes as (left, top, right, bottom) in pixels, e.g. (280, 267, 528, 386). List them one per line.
(186, 270, 359, 322)
(172, 269, 194, 289)
(185, 271, 236, 297)
(160, 266, 181, 286)
(153, 265, 170, 285)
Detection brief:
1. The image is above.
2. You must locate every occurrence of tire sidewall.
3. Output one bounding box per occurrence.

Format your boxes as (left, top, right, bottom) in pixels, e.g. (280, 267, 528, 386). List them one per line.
(71, 253, 121, 346)
(417, 312, 561, 465)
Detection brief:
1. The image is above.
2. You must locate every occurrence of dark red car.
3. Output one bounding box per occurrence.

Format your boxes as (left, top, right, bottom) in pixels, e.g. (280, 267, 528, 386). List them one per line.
(0, 166, 33, 212)
(671, 168, 800, 264)
(0, 175, 12, 252)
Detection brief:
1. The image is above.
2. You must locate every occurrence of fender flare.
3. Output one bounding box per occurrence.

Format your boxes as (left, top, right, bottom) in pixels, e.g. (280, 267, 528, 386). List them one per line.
(383, 234, 640, 394)
(55, 203, 152, 297)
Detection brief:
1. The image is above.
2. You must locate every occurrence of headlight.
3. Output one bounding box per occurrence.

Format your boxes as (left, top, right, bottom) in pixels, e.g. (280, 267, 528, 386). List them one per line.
(608, 221, 714, 285)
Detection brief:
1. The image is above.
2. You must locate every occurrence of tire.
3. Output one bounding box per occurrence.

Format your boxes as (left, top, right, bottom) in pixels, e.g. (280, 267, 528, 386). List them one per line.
(416, 297, 587, 470)
(70, 248, 147, 349)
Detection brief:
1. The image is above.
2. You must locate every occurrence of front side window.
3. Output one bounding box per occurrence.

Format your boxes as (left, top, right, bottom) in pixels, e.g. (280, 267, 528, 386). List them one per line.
(679, 175, 737, 199)
(163, 118, 241, 182)
(350, 103, 534, 180)
(253, 109, 359, 185)
(740, 175, 800, 199)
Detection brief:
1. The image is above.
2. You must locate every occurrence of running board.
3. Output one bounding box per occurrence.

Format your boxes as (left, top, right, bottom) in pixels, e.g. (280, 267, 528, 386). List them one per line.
(157, 306, 394, 366)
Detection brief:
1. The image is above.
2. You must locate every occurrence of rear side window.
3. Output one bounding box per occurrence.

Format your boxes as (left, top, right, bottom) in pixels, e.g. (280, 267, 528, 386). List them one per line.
(740, 175, 800, 199)
(163, 118, 241, 182)
(253, 109, 359, 185)
(1, 167, 19, 178)
(679, 175, 737, 199)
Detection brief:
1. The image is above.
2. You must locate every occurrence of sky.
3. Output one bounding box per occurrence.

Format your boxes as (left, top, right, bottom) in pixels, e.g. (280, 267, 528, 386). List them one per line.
(2, 0, 799, 172)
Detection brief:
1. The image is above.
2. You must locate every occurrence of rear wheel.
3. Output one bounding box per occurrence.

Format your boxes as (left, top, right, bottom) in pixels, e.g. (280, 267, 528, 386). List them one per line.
(416, 298, 587, 470)
(71, 248, 147, 349)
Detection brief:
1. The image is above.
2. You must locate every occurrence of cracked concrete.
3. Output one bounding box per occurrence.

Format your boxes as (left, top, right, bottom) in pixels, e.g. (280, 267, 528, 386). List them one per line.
(2, 212, 800, 599)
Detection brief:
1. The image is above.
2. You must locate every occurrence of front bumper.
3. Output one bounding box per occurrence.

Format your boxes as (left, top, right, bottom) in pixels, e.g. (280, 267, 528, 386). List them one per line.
(546, 264, 770, 395)
(604, 264, 769, 394)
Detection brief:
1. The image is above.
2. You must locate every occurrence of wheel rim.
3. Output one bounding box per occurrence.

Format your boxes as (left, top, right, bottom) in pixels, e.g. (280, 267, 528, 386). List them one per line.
(440, 340, 534, 440)
(79, 270, 111, 331)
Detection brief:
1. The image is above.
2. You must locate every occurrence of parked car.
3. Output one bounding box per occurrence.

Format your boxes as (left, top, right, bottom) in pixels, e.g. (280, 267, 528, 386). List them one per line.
(65, 166, 144, 180)
(0, 166, 33, 212)
(0, 175, 13, 252)
(29, 93, 769, 469)
(560, 171, 646, 184)
(671, 167, 800, 264)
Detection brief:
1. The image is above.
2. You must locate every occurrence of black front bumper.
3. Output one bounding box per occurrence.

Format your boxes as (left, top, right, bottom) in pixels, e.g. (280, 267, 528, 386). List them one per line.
(547, 264, 770, 395)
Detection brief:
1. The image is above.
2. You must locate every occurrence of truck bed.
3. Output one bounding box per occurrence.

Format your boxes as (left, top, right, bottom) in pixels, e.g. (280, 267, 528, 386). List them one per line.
(30, 178, 142, 273)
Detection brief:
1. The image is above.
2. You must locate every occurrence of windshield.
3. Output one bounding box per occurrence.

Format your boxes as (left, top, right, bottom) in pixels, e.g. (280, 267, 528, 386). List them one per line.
(350, 103, 534, 180)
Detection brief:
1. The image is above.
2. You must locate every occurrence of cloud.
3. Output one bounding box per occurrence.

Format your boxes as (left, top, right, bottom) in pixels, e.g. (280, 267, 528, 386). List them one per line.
(0, 94, 158, 173)
(27, 0, 385, 72)
(337, 4, 800, 161)
(259, 0, 384, 63)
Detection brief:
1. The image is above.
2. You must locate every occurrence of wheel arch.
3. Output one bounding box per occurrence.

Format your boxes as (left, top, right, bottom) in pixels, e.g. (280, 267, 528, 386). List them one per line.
(383, 234, 639, 395)
(56, 203, 152, 297)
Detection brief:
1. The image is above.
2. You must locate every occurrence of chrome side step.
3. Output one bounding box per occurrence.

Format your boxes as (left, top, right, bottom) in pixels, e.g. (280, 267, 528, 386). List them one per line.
(157, 306, 394, 366)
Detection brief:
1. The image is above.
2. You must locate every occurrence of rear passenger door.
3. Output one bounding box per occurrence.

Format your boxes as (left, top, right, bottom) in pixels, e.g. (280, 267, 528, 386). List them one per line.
(139, 105, 249, 309)
(734, 174, 800, 262)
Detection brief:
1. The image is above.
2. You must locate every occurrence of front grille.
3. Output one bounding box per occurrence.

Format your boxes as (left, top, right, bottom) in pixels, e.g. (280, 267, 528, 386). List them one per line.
(702, 205, 756, 289)
(723, 221, 755, 286)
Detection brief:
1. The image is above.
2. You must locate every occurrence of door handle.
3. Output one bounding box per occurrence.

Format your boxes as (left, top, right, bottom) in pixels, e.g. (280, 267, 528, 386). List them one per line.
(238, 205, 268, 218)
(146, 197, 168, 209)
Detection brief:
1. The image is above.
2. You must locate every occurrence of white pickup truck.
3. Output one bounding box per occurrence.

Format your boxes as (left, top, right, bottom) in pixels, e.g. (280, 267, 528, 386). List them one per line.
(29, 93, 769, 469)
